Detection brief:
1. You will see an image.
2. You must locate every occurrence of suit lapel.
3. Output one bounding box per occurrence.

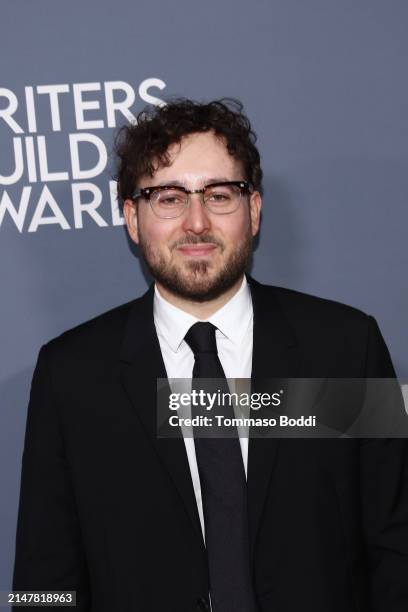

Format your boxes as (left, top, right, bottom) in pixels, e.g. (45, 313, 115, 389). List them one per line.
(118, 283, 204, 547)
(246, 275, 301, 567)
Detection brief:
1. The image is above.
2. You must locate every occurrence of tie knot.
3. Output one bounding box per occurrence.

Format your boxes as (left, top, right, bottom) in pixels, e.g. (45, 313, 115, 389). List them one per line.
(184, 322, 218, 355)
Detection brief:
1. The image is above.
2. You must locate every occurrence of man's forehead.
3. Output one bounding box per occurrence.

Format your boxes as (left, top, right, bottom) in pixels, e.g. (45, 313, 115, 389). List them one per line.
(153, 175, 233, 188)
(140, 132, 243, 187)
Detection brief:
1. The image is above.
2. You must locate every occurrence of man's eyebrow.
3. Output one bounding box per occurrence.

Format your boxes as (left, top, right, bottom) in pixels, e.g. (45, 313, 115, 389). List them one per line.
(154, 178, 233, 188)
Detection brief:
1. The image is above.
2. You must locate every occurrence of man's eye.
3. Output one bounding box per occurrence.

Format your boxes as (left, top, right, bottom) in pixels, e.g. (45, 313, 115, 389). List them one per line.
(162, 196, 181, 204)
(157, 190, 185, 205)
(207, 192, 231, 202)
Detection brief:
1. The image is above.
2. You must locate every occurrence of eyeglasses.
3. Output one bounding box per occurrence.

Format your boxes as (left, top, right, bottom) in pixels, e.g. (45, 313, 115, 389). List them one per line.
(131, 180, 252, 219)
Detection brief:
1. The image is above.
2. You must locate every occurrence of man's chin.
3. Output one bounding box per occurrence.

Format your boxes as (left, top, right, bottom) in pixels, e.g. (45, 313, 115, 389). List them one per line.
(140, 235, 252, 302)
(154, 266, 243, 303)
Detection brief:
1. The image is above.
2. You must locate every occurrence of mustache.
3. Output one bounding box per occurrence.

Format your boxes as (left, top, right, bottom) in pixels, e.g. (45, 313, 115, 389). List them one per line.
(172, 235, 224, 249)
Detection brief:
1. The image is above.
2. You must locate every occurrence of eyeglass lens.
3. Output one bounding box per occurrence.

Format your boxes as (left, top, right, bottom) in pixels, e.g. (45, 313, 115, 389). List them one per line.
(151, 184, 243, 218)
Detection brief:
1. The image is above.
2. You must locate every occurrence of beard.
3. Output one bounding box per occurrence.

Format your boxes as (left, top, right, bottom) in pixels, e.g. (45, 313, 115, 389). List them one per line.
(138, 228, 253, 302)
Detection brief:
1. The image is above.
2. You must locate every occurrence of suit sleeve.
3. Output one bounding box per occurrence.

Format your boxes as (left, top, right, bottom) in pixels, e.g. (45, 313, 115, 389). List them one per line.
(13, 345, 91, 610)
(360, 316, 408, 611)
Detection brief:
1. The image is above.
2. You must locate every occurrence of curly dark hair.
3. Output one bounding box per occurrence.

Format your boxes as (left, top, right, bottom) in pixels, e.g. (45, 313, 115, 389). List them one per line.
(114, 97, 263, 205)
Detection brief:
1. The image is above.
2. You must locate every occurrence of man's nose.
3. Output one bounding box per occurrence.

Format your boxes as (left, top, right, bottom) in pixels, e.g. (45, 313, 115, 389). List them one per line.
(181, 193, 212, 235)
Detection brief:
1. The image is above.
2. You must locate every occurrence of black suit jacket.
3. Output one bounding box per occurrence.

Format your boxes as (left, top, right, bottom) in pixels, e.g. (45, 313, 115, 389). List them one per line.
(13, 274, 408, 611)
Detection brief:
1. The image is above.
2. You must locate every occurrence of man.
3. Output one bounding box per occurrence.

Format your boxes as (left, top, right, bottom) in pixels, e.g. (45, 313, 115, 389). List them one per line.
(13, 99, 408, 611)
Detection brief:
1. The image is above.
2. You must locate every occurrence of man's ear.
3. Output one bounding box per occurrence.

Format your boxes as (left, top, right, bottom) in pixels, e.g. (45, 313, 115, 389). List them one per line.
(249, 191, 262, 237)
(123, 199, 139, 244)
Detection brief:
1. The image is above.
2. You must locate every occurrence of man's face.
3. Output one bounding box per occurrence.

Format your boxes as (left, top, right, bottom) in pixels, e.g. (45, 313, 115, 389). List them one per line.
(123, 131, 262, 302)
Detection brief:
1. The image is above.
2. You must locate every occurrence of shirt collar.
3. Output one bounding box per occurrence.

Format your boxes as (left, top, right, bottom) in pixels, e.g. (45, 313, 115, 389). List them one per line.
(153, 274, 253, 353)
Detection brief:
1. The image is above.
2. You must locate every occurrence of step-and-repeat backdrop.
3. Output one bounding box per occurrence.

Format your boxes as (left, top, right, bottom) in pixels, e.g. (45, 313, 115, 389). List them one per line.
(1, 0, 407, 594)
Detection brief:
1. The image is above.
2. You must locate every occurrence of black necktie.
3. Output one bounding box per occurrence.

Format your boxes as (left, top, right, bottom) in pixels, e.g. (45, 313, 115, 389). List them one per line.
(184, 322, 257, 612)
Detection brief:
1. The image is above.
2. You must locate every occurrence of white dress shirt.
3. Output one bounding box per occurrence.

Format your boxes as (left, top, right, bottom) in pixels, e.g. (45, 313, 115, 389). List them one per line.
(153, 274, 253, 537)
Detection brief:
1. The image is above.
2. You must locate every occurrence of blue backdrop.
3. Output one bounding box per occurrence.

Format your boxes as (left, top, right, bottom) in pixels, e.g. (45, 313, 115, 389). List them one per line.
(1, 0, 407, 597)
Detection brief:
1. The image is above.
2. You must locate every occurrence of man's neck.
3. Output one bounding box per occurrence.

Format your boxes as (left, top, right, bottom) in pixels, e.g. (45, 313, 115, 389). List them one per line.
(155, 275, 245, 319)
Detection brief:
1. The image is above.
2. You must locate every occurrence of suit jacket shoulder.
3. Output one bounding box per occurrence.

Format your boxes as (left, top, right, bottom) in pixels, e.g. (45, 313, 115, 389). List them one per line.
(264, 282, 371, 343)
(247, 276, 395, 378)
(43, 294, 145, 360)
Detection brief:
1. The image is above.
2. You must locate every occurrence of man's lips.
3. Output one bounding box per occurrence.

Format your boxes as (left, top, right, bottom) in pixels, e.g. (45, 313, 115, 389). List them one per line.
(176, 244, 218, 256)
